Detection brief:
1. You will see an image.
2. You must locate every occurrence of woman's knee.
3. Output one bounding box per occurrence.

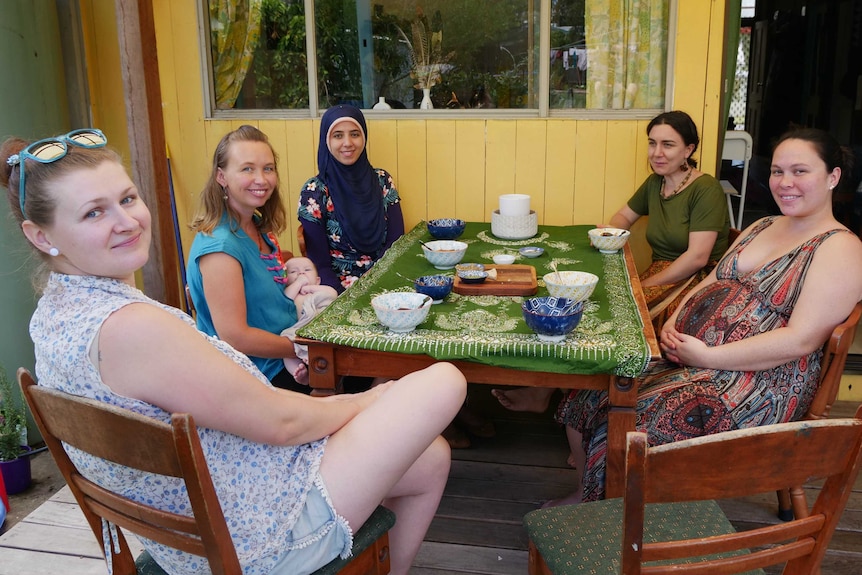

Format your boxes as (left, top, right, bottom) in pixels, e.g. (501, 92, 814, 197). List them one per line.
(424, 362, 467, 404)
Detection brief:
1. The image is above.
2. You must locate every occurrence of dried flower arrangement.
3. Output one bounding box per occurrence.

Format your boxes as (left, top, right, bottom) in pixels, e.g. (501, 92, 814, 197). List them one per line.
(396, 9, 454, 90)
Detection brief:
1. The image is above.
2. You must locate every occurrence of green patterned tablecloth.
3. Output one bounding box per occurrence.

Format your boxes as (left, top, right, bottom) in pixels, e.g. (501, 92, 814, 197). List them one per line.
(297, 222, 651, 377)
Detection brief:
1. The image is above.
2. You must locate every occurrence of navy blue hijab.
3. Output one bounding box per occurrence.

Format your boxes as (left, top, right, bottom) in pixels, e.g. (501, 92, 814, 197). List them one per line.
(317, 105, 386, 254)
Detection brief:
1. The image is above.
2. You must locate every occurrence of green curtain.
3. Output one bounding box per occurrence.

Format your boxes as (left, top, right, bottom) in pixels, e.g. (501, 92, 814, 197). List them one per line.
(720, 1, 742, 133)
(585, 0, 668, 109)
(210, 0, 263, 109)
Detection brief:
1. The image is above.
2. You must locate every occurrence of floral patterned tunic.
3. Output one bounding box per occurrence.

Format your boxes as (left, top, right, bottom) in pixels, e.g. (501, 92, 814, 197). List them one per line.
(298, 169, 400, 289)
(29, 273, 330, 575)
(556, 217, 849, 501)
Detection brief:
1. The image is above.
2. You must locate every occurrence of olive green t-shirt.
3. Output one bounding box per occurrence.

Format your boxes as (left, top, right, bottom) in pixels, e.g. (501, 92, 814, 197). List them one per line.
(627, 173, 729, 262)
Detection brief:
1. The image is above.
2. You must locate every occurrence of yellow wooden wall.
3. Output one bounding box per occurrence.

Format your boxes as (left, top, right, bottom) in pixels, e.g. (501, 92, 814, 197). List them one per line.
(82, 0, 862, 402)
(82, 0, 719, 271)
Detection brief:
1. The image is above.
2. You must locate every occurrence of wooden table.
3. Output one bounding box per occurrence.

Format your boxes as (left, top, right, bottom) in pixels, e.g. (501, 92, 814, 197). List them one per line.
(297, 222, 660, 497)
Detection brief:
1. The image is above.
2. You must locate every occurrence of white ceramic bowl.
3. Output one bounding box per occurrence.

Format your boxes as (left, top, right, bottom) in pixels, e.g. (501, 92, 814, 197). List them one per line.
(588, 228, 631, 253)
(543, 271, 599, 303)
(422, 240, 468, 269)
(493, 253, 516, 265)
(371, 292, 433, 333)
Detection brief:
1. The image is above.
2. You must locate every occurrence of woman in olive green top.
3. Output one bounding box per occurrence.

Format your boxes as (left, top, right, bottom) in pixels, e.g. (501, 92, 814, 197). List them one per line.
(608, 110, 729, 316)
(493, 110, 729, 415)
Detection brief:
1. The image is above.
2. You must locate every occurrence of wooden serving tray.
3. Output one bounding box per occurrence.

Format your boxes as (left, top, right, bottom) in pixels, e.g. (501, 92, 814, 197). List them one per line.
(453, 264, 538, 296)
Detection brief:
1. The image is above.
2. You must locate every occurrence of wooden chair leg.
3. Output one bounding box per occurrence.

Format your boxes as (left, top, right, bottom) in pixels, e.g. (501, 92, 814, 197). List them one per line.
(776, 488, 793, 521)
(777, 485, 810, 522)
(528, 541, 552, 575)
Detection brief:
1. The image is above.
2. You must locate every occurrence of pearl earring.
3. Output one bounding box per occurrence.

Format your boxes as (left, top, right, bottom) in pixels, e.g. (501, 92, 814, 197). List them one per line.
(222, 186, 228, 201)
(48, 247, 60, 257)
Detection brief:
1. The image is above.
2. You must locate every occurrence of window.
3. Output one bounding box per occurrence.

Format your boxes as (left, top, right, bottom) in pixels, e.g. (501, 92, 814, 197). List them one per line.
(205, 0, 670, 114)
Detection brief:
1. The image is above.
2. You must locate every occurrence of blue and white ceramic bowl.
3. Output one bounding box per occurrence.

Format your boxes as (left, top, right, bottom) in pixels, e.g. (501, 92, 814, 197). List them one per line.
(521, 296, 584, 342)
(519, 246, 544, 258)
(543, 271, 598, 303)
(414, 275, 454, 303)
(422, 240, 468, 270)
(372, 292, 433, 333)
(427, 218, 466, 240)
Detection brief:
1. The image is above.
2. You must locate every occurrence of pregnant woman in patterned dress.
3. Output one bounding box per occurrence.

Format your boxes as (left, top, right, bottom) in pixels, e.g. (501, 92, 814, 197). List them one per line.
(553, 127, 862, 505)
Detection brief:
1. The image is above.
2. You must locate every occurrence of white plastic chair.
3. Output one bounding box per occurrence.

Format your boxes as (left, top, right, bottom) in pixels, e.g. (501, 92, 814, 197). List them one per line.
(720, 130, 753, 229)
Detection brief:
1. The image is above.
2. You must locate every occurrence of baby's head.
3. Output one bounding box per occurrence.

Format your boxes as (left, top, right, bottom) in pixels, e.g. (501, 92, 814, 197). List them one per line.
(285, 256, 320, 285)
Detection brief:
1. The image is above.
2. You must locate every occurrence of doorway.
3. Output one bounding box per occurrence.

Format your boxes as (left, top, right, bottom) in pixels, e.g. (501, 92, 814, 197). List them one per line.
(730, 0, 862, 232)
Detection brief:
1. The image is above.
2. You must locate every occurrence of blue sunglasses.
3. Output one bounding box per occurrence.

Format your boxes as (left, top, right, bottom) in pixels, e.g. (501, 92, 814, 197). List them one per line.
(9, 129, 108, 219)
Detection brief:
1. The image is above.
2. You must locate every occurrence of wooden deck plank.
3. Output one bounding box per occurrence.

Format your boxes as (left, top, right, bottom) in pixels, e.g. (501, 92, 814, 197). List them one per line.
(2, 397, 860, 575)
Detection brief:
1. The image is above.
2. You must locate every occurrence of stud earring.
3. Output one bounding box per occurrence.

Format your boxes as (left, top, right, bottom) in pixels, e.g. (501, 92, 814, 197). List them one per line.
(48, 247, 60, 257)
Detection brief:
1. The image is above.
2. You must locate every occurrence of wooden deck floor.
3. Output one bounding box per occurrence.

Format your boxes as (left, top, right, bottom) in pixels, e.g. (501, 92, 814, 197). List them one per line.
(1, 387, 859, 575)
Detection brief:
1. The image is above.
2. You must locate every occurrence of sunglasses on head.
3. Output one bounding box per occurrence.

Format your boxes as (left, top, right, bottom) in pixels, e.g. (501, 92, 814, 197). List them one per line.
(8, 128, 108, 219)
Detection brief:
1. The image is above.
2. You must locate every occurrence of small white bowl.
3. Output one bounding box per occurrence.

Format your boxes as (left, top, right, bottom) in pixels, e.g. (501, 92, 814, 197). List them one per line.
(543, 271, 599, 303)
(588, 228, 631, 253)
(371, 292, 433, 333)
(493, 253, 516, 265)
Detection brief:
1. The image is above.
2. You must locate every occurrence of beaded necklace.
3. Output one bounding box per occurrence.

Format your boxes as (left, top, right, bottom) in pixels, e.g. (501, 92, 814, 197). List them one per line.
(662, 168, 693, 199)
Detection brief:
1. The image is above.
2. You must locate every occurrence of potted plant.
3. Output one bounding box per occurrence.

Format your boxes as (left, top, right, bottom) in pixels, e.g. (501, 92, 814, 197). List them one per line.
(0, 365, 31, 495)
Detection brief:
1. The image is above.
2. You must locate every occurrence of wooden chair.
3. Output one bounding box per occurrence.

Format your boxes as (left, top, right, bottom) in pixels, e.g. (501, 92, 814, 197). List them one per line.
(18, 369, 394, 575)
(298, 223, 307, 256)
(525, 406, 862, 575)
(777, 300, 862, 521)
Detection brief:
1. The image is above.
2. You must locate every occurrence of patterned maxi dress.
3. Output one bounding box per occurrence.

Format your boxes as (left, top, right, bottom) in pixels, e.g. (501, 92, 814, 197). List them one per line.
(556, 217, 849, 502)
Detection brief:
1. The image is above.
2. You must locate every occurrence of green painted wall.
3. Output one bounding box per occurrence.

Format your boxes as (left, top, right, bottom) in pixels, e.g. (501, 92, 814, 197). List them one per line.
(1, 1, 71, 444)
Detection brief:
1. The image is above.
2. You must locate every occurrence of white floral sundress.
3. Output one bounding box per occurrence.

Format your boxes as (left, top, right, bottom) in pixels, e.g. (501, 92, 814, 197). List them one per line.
(30, 273, 331, 575)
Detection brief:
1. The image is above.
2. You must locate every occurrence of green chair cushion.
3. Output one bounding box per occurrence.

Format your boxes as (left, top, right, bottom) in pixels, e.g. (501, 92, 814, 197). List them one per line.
(524, 498, 765, 575)
(135, 505, 396, 575)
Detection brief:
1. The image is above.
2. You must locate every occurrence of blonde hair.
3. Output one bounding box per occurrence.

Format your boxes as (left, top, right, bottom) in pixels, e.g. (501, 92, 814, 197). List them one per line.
(190, 125, 286, 235)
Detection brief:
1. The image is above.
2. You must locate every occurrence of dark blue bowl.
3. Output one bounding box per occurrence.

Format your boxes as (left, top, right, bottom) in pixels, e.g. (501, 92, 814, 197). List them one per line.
(414, 274, 454, 303)
(521, 297, 584, 342)
(427, 218, 466, 240)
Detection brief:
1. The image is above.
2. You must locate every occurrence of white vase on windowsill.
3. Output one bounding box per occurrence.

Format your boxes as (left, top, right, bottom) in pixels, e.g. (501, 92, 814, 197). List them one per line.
(420, 88, 433, 110)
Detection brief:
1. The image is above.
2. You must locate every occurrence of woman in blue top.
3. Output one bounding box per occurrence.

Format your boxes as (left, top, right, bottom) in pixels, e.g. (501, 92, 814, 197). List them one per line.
(188, 125, 304, 390)
(298, 105, 405, 293)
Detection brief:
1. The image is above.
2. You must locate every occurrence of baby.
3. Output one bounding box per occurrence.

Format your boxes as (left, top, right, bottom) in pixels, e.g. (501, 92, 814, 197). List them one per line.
(280, 257, 339, 385)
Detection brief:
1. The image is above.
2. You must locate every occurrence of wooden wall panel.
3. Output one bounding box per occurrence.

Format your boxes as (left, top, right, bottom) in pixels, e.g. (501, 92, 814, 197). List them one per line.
(543, 120, 577, 226)
(572, 121, 607, 226)
(485, 121, 518, 218)
(454, 121, 487, 222)
(395, 121, 429, 229)
(513, 120, 548, 222)
(426, 120, 458, 219)
(283, 120, 316, 254)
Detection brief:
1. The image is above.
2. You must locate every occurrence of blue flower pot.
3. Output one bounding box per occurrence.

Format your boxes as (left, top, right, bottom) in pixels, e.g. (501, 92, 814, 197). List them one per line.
(0, 446, 32, 495)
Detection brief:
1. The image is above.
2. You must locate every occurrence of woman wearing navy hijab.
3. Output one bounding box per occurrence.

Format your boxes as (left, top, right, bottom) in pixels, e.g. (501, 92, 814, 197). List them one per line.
(299, 105, 405, 292)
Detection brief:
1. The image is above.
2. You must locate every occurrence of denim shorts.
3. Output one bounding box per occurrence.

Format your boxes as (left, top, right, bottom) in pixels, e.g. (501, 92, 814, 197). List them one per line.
(269, 473, 353, 575)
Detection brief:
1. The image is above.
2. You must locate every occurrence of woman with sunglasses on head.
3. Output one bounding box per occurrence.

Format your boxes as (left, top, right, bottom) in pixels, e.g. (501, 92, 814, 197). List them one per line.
(2, 130, 466, 575)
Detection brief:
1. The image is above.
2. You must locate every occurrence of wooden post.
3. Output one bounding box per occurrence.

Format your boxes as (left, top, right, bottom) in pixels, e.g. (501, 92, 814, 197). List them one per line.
(114, 0, 181, 308)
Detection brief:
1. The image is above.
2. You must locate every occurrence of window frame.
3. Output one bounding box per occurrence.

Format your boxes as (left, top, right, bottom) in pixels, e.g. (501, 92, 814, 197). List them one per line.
(198, 0, 677, 120)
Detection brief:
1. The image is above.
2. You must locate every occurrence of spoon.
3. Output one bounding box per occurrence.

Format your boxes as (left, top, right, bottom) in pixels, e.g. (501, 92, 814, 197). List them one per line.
(419, 240, 436, 251)
(550, 260, 562, 284)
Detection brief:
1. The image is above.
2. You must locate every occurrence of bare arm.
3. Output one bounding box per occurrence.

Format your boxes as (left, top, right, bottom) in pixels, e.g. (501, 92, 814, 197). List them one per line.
(661, 232, 862, 371)
(199, 252, 296, 359)
(608, 205, 640, 230)
(97, 304, 386, 445)
(641, 230, 718, 287)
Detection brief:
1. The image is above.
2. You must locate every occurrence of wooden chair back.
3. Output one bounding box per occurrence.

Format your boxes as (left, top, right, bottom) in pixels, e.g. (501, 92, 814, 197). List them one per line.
(777, 300, 862, 520)
(298, 223, 307, 256)
(618, 409, 862, 574)
(19, 369, 394, 575)
(18, 368, 240, 575)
